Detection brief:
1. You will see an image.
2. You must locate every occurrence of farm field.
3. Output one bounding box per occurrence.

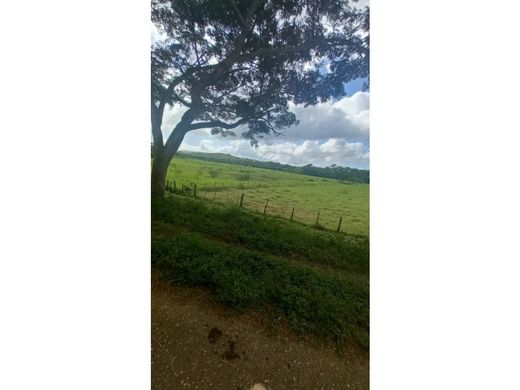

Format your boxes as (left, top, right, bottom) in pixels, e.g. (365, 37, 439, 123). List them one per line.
(164, 154, 369, 237)
(152, 154, 370, 388)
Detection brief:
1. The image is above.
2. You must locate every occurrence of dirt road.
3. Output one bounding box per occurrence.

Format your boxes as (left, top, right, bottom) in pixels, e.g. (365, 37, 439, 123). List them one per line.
(152, 273, 369, 389)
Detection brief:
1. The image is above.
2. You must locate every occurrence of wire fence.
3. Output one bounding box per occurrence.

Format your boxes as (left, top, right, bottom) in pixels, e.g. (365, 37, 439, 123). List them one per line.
(165, 179, 347, 234)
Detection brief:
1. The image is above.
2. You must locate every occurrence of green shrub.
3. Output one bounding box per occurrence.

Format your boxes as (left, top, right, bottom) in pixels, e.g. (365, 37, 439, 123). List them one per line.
(152, 232, 369, 347)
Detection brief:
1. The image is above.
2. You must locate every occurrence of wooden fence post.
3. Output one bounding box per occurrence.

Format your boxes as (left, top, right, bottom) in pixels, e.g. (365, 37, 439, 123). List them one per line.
(239, 193, 245, 207)
(315, 211, 320, 225)
(193, 183, 197, 198)
(263, 199, 269, 216)
(173, 180, 177, 193)
(337, 216, 343, 233)
(290, 207, 295, 222)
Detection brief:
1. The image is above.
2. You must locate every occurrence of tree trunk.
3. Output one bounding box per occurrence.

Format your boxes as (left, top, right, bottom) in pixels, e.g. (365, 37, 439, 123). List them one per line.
(151, 102, 167, 198)
(150, 123, 189, 199)
(151, 147, 168, 199)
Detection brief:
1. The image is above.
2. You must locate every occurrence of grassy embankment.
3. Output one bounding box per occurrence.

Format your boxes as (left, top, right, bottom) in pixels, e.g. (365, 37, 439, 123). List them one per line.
(152, 190, 369, 348)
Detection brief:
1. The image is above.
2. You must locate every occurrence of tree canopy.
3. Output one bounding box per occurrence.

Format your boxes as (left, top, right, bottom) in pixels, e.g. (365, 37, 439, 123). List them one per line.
(151, 0, 369, 196)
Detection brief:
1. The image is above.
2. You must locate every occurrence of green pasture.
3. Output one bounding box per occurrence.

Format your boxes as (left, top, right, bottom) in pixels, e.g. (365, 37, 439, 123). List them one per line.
(165, 155, 369, 236)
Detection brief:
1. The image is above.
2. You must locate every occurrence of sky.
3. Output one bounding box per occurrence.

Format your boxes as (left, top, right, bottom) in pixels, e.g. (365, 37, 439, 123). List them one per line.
(161, 81, 370, 170)
(156, 0, 370, 170)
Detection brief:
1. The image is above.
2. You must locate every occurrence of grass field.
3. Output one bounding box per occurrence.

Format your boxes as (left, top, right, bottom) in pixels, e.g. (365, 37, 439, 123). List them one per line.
(152, 154, 369, 347)
(152, 195, 369, 347)
(164, 155, 369, 236)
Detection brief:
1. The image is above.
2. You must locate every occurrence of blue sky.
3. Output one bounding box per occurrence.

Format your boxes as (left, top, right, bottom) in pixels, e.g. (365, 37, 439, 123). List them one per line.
(345, 78, 368, 97)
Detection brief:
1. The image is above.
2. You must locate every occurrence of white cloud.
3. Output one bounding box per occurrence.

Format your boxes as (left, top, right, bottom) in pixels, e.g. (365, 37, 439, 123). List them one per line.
(162, 91, 370, 169)
(352, 0, 370, 9)
(180, 138, 369, 169)
(151, 23, 166, 45)
(160, 105, 188, 140)
(273, 91, 369, 143)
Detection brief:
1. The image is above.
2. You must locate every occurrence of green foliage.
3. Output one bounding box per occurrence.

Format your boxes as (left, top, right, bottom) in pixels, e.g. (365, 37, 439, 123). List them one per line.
(152, 195, 368, 274)
(151, 231, 369, 347)
(152, 0, 369, 145)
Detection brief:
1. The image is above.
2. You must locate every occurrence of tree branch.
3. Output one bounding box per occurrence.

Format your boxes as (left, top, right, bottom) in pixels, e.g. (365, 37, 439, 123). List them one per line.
(161, 64, 218, 103)
(198, 0, 262, 88)
(210, 78, 249, 103)
(171, 94, 192, 107)
(258, 117, 283, 136)
(188, 118, 246, 131)
(162, 108, 198, 156)
(151, 100, 164, 148)
(244, 0, 262, 25)
(229, 0, 246, 27)
(234, 40, 323, 64)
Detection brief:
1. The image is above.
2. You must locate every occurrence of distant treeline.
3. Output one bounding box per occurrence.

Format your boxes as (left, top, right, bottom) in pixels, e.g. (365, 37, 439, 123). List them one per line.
(177, 151, 370, 183)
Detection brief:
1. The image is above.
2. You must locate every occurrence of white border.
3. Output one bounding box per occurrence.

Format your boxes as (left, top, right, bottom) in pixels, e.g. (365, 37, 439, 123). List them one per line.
(1, 0, 520, 389)
(0, 0, 150, 388)
(371, 0, 520, 388)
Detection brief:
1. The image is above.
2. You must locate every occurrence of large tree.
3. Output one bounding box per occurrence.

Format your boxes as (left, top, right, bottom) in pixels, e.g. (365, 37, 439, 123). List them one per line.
(151, 0, 369, 197)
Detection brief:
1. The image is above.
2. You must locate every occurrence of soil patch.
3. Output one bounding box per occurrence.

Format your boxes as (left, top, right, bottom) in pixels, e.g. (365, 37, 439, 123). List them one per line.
(151, 270, 369, 389)
(208, 327, 222, 344)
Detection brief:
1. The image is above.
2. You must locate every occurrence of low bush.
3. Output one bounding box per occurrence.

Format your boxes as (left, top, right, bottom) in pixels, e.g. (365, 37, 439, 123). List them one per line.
(152, 232, 369, 347)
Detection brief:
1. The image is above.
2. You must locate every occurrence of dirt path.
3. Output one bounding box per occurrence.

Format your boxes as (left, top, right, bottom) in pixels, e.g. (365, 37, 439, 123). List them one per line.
(152, 273, 369, 389)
